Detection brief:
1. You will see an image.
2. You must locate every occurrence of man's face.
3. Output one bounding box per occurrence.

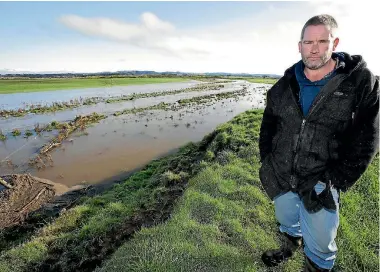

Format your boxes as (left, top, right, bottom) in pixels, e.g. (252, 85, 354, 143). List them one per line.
(298, 25, 339, 70)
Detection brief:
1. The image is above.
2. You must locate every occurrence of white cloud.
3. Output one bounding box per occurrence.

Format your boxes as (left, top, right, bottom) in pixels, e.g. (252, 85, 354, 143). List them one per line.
(2, 2, 379, 75)
(60, 12, 175, 41)
(59, 12, 210, 58)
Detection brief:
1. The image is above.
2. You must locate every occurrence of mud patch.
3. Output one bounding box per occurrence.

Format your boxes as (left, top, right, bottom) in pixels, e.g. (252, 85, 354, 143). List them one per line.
(0, 170, 140, 253)
(0, 174, 56, 229)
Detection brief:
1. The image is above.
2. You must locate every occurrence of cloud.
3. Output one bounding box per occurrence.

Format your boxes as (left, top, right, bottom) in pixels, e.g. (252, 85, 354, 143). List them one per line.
(59, 12, 174, 41)
(57, 6, 309, 72)
(59, 12, 210, 58)
(4, 2, 379, 75)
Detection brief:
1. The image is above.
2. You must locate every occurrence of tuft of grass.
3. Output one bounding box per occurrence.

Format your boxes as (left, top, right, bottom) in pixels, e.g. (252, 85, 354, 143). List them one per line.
(11, 128, 21, 137)
(24, 130, 33, 138)
(0, 131, 6, 141)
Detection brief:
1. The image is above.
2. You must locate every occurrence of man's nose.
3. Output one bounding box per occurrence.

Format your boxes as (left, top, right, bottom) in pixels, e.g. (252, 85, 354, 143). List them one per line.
(310, 42, 319, 53)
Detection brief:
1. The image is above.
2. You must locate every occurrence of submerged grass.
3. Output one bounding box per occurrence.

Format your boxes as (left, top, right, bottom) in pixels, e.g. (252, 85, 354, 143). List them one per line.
(105, 83, 225, 104)
(11, 129, 21, 137)
(28, 112, 107, 170)
(0, 82, 225, 119)
(113, 86, 248, 116)
(0, 130, 6, 141)
(0, 110, 377, 272)
(1, 83, 243, 142)
(24, 130, 33, 138)
(245, 78, 278, 85)
(0, 77, 188, 94)
(0, 98, 101, 118)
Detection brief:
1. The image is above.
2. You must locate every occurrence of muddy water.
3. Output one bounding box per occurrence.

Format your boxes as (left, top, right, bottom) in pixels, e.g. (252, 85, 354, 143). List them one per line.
(0, 80, 200, 110)
(0, 80, 269, 188)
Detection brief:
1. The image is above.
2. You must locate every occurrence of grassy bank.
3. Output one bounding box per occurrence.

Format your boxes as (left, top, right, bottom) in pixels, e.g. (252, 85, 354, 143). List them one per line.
(0, 110, 378, 272)
(99, 111, 379, 272)
(0, 77, 189, 94)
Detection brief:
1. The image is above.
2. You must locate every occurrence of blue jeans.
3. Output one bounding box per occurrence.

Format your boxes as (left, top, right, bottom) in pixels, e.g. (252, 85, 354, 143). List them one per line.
(274, 181, 340, 270)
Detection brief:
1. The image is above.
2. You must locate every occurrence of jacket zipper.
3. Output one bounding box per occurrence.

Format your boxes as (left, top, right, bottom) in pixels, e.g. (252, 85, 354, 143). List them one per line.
(290, 118, 305, 188)
(288, 84, 305, 188)
(288, 75, 346, 187)
(292, 119, 306, 167)
(288, 62, 360, 188)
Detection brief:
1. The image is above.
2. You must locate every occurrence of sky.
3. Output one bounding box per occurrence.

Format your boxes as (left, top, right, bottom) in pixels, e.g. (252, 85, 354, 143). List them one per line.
(0, 1, 378, 75)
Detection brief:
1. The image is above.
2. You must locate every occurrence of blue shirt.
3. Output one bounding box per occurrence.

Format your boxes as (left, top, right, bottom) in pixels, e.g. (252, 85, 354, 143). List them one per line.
(295, 53, 344, 116)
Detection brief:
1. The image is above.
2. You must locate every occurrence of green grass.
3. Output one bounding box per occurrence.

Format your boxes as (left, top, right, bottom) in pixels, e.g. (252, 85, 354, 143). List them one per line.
(0, 110, 378, 272)
(24, 130, 33, 138)
(0, 77, 189, 94)
(11, 128, 21, 137)
(245, 77, 278, 85)
(98, 110, 304, 272)
(99, 110, 379, 272)
(221, 77, 278, 85)
(335, 156, 379, 271)
(0, 131, 6, 141)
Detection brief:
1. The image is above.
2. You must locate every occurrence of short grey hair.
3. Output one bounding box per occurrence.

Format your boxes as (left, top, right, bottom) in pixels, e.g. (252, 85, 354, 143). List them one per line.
(301, 14, 338, 40)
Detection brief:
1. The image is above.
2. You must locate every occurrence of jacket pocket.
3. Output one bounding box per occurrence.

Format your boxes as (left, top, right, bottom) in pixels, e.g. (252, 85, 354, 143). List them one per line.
(329, 90, 355, 121)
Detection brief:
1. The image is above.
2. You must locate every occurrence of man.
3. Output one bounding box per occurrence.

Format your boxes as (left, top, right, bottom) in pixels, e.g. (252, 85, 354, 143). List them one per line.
(258, 14, 379, 272)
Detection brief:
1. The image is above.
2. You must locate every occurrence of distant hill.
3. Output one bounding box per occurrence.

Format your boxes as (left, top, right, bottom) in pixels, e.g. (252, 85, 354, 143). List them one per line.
(0, 69, 281, 79)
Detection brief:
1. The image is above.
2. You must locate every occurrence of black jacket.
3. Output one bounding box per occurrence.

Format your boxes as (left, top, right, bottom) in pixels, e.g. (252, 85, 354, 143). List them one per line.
(259, 52, 379, 213)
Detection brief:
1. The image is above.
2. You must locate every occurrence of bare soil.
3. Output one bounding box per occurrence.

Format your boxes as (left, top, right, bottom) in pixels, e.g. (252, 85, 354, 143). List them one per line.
(0, 174, 56, 229)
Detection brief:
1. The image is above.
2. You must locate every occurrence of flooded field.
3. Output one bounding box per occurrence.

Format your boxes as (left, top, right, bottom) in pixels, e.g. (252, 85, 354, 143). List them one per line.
(0, 80, 200, 110)
(0, 80, 269, 189)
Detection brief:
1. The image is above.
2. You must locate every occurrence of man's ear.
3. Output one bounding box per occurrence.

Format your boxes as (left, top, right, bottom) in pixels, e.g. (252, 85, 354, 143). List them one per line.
(298, 41, 301, 53)
(333, 37, 339, 51)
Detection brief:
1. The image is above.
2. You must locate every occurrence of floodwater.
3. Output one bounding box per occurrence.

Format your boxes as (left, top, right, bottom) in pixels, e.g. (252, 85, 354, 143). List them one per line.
(0, 80, 200, 110)
(0, 81, 242, 134)
(0, 80, 269, 189)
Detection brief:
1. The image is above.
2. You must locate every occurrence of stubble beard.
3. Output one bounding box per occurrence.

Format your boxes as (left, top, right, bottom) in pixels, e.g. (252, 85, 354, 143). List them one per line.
(302, 53, 330, 70)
